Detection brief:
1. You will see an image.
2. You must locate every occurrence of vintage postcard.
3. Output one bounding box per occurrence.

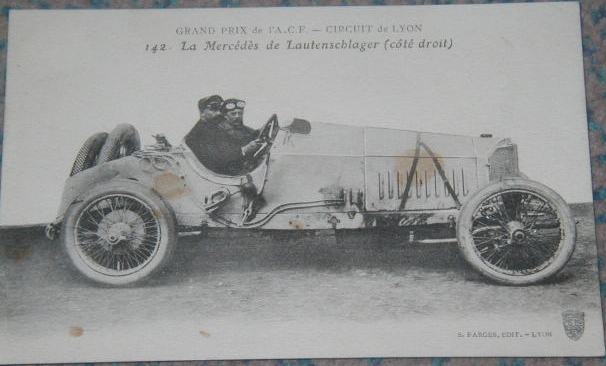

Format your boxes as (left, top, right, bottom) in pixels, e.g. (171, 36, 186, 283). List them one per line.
(0, 2, 604, 363)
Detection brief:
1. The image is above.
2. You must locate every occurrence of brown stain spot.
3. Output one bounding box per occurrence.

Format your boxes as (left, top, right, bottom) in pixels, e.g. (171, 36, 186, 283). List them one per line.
(199, 330, 211, 337)
(152, 208, 163, 218)
(153, 172, 190, 199)
(318, 184, 344, 200)
(395, 148, 444, 183)
(288, 219, 305, 230)
(2, 245, 31, 262)
(69, 326, 84, 337)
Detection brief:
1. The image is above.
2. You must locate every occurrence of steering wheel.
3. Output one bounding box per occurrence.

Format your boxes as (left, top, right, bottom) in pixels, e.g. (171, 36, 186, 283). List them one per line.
(253, 114, 279, 158)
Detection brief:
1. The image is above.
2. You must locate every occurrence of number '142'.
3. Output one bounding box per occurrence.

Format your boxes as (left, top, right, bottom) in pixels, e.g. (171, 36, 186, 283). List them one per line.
(145, 44, 168, 53)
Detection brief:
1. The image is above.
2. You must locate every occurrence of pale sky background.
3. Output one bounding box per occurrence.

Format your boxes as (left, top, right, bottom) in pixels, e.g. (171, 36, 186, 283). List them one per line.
(1, 3, 590, 226)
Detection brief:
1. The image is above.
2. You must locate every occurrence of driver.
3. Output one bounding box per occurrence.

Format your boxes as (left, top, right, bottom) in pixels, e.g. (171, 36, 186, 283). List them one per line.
(185, 96, 261, 175)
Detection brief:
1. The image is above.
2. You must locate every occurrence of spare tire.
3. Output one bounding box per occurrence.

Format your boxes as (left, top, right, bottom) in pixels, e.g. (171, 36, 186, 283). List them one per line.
(97, 123, 141, 164)
(70, 132, 109, 176)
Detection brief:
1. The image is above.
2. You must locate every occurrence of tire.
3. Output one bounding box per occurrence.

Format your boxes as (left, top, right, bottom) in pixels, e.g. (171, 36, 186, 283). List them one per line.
(456, 178, 576, 285)
(69, 132, 108, 176)
(61, 180, 177, 286)
(97, 123, 141, 164)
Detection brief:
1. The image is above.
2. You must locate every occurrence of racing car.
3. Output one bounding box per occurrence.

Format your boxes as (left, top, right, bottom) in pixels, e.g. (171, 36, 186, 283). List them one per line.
(46, 115, 576, 286)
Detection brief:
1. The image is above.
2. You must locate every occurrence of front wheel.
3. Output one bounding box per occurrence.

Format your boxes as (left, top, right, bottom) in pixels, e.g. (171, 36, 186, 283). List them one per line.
(61, 180, 177, 286)
(456, 178, 576, 285)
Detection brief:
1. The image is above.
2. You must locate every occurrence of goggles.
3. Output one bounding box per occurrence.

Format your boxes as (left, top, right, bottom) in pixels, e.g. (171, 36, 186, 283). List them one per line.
(222, 100, 246, 111)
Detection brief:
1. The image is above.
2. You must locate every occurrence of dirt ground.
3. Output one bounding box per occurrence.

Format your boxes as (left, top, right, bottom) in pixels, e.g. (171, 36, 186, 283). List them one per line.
(0, 203, 603, 360)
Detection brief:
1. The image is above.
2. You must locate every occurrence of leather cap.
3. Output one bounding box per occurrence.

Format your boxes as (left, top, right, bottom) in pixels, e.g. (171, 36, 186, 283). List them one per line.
(198, 95, 223, 112)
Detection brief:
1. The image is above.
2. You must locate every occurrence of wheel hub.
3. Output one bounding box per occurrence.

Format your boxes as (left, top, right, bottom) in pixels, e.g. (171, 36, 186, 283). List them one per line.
(107, 222, 132, 245)
(506, 221, 527, 244)
(512, 230, 526, 242)
(98, 210, 144, 249)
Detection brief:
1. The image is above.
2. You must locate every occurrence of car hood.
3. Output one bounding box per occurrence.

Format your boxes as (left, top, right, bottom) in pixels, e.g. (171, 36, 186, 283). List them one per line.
(275, 121, 503, 159)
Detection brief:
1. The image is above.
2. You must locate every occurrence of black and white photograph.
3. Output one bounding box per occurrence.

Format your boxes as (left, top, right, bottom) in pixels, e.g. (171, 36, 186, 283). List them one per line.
(0, 2, 604, 362)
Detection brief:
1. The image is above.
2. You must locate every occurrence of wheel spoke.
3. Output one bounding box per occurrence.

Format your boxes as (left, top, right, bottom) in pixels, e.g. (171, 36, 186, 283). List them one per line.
(77, 227, 98, 235)
(523, 200, 548, 230)
(484, 247, 504, 263)
(493, 247, 514, 269)
(526, 236, 558, 260)
(496, 195, 512, 223)
(473, 234, 508, 247)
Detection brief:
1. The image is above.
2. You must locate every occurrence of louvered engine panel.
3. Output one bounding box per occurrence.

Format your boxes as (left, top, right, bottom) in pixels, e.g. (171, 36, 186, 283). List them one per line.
(364, 157, 479, 211)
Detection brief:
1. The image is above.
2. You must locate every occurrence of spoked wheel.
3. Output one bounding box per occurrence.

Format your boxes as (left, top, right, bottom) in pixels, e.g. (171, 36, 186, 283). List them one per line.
(62, 180, 176, 286)
(457, 178, 575, 285)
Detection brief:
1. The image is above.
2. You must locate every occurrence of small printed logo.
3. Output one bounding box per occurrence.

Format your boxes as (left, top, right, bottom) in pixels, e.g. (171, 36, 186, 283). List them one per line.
(562, 310, 585, 341)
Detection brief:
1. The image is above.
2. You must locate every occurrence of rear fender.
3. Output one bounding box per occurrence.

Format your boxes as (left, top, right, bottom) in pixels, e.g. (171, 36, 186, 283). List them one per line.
(56, 158, 133, 219)
(55, 156, 206, 227)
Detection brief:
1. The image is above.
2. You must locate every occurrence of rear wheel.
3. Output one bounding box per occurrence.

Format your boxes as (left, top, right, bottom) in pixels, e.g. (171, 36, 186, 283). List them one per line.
(61, 180, 176, 286)
(456, 178, 576, 285)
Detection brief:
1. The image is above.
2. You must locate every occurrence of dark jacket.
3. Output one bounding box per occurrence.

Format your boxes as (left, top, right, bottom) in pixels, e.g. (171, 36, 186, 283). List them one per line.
(185, 115, 257, 175)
